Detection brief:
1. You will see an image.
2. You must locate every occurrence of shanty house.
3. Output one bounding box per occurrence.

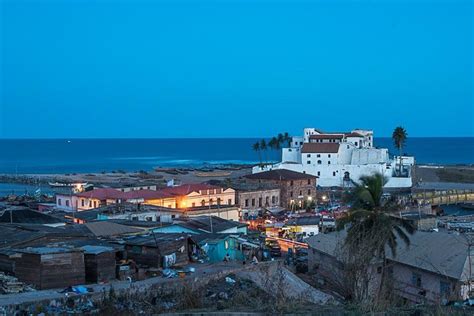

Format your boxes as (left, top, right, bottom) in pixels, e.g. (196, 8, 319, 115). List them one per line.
(14, 247, 85, 290)
(81, 245, 117, 283)
(123, 233, 194, 268)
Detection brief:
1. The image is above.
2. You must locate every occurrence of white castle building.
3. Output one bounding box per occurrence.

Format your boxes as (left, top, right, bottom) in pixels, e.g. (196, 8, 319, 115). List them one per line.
(252, 128, 415, 189)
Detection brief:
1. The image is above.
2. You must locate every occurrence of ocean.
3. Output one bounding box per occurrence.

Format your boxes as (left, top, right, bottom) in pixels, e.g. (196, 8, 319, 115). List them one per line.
(0, 137, 473, 175)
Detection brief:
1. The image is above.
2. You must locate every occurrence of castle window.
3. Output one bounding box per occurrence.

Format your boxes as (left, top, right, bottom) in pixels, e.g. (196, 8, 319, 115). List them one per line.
(290, 191, 293, 197)
(317, 160, 322, 164)
(333, 172, 336, 176)
(328, 161, 331, 165)
(317, 171, 320, 176)
(245, 199, 249, 207)
(290, 181, 294, 186)
(317, 154, 321, 158)
(307, 179, 311, 185)
(328, 154, 331, 158)
(307, 160, 311, 164)
(307, 154, 311, 157)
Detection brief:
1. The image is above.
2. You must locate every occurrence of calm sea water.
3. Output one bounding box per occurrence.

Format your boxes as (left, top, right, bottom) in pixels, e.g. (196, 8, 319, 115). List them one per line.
(0, 138, 472, 174)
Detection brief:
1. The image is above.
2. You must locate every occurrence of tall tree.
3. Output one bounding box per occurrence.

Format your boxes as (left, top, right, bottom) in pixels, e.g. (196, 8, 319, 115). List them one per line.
(337, 173, 415, 303)
(283, 132, 291, 147)
(392, 126, 408, 175)
(277, 133, 284, 148)
(252, 142, 262, 166)
(260, 139, 268, 164)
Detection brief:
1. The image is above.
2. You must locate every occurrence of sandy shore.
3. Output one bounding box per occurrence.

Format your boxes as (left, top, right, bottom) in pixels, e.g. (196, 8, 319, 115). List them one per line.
(0, 166, 254, 188)
(1, 164, 473, 190)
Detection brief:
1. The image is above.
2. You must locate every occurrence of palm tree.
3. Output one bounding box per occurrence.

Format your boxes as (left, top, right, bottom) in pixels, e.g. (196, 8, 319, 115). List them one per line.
(337, 173, 414, 301)
(277, 133, 284, 148)
(260, 139, 268, 165)
(283, 132, 291, 147)
(252, 142, 262, 166)
(392, 126, 408, 176)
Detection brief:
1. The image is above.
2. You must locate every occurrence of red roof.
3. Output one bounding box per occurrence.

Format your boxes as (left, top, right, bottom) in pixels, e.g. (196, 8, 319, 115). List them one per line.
(160, 183, 222, 196)
(309, 134, 344, 140)
(75, 188, 125, 200)
(345, 132, 364, 137)
(301, 143, 340, 153)
(122, 189, 175, 200)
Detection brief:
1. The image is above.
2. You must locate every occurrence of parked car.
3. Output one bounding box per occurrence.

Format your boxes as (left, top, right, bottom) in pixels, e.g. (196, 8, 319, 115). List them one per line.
(265, 240, 282, 257)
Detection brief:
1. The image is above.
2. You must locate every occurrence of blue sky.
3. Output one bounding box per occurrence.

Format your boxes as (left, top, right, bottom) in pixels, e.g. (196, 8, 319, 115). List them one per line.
(1, 0, 472, 138)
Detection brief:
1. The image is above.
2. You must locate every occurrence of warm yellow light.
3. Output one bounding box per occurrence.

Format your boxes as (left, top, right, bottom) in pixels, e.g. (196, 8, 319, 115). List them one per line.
(307, 196, 312, 201)
(322, 195, 327, 201)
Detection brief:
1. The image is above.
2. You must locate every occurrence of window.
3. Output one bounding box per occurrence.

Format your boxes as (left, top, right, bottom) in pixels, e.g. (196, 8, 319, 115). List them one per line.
(265, 196, 269, 205)
(299, 191, 302, 196)
(89, 200, 92, 207)
(307, 179, 311, 185)
(258, 197, 262, 207)
(440, 281, 450, 297)
(209, 198, 213, 205)
(290, 181, 294, 186)
(411, 272, 422, 287)
(317, 160, 322, 164)
(81, 199, 85, 207)
(171, 214, 176, 219)
(201, 199, 206, 206)
(146, 216, 153, 221)
(272, 196, 276, 204)
(307, 160, 311, 164)
(317, 154, 321, 158)
(65, 200, 69, 207)
(308, 189, 311, 195)
(192, 202, 195, 207)
(228, 199, 232, 205)
(93, 201, 97, 208)
(290, 191, 293, 197)
(333, 172, 336, 176)
(217, 198, 221, 205)
(328, 161, 331, 165)
(245, 199, 249, 207)
(355, 141, 358, 146)
(307, 154, 311, 157)
(252, 198, 255, 206)
(317, 171, 321, 176)
(328, 154, 331, 158)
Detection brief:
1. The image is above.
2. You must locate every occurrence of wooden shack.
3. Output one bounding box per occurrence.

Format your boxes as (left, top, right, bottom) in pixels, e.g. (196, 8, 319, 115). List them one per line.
(81, 245, 117, 283)
(15, 247, 85, 290)
(124, 233, 192, 268)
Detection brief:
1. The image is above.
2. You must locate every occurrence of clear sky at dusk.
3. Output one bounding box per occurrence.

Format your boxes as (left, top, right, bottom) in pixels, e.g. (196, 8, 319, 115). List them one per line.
(1, 0, 472, 138)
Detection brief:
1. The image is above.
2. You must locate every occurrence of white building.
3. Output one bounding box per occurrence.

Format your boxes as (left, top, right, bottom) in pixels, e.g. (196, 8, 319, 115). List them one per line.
(253, 128, 414, 189)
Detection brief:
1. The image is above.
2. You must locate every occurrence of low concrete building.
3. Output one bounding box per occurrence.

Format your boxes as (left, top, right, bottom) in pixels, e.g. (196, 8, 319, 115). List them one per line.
(244, 169, 317, 209)
(307, 231, 474, 304)
(231, 181, 281, 219)
(400, 212, 437, 231)
(284, 216, 320, 239)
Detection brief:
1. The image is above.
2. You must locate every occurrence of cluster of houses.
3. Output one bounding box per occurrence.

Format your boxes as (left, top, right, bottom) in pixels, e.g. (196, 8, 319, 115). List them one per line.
(0, 154, 472, 306)
(0, 170, 319, 292)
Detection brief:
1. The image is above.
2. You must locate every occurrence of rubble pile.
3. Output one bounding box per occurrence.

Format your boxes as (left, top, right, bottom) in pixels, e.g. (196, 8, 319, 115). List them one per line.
(0, 272, 34, 294)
